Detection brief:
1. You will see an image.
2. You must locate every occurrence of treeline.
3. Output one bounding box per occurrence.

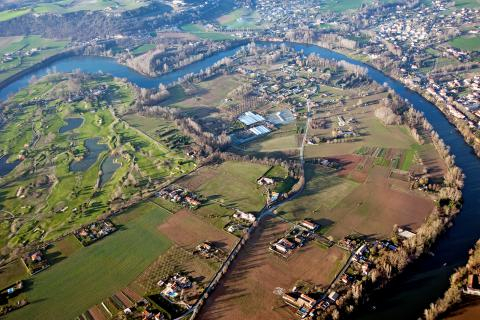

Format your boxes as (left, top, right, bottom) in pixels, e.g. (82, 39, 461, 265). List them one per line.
(424, 239, 480, 320)
(305, 53, 368, 76)
(123, 40, 246, 77)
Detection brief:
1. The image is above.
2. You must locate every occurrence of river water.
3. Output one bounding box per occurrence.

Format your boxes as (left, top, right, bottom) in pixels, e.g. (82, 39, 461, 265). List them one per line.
(0, 42, 479, 319)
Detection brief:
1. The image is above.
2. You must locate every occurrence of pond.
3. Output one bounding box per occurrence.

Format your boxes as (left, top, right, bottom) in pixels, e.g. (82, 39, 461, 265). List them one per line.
(99, 154, 121, 187)
(69, 138, 107, 173)
(0, 155, 20, 177)
(59, 117, 83, 134)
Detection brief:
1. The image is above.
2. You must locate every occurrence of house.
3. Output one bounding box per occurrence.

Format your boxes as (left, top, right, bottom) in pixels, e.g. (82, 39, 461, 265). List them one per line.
(328, 291, 339, 302)
(300, 220, 318, 231)
(234, 210, 256, 223)
(398, 228, 416, 239)
(185, 196, 201, 207)
(282, 292, 316, 310)
(257, 177, 275, 185)
(31, 251, 43, 262)
(466, 274, 480, 296)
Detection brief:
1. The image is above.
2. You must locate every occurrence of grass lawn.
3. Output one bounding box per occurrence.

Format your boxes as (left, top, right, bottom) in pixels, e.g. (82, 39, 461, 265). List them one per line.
(7, 202, 172, 320)
(449, 35, 480, 52)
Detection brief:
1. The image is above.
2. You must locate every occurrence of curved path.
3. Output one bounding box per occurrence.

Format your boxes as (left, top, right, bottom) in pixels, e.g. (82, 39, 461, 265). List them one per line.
(1, 42, 479, 319)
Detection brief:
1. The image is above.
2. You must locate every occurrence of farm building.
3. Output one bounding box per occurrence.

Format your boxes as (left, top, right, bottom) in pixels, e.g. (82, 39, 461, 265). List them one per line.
(249, 125, 271, 136)
(238, 111, 265, 126)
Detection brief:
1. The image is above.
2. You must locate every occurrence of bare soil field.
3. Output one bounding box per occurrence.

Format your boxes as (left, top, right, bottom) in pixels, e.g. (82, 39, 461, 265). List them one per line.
(325, 166, 434, 239)
(445, 296, 480, 320)
(197, 217, 347, 320)
(158, 210, 237, 250)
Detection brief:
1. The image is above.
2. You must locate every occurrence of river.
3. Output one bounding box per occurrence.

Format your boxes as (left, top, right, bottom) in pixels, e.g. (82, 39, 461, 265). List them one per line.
(0, 42, 479, 319)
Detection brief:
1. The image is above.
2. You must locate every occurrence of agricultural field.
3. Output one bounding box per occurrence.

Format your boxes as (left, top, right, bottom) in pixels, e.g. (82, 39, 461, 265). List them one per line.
(0, 35, 69, 82)
(0, 74, 194, 249)
(244, 122, 299, 156)
(178, 161, 268, 213)
(173, 74, 244, 111)
(198, 216, 348, 320)
(5, 202, 172, 320)
(278, 160, 435, 240)
(449, 35, 480, 52)
(180, 24, 234, 41)
(0, 8, 29, 22)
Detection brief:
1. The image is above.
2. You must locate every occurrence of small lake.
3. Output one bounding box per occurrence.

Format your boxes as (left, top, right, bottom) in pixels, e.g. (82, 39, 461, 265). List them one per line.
(69, 138, 107, 172)
(59, 117, 83, 133)
(0, 155, 20, 177)
(99, 154, 121, 187)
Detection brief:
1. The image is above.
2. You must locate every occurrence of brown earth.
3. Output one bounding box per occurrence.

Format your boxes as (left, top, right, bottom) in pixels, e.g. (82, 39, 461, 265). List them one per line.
(445, 296, 480, 320)
(158, 210, 237, 250)
(326, 166, 434, 239)
(197, 217, 347, 320)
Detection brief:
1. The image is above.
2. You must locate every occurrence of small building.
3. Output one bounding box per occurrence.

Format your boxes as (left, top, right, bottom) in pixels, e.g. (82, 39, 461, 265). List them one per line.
(328, 291, 339, 302)
(300, 220, 318, 231)
(466, 274, 480, 296)
(234, 210, 256, 223)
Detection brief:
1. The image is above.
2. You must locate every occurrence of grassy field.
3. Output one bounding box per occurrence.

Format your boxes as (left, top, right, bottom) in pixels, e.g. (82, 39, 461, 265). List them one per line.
(449, 35, 480, 51)
(6, 202, 172, 320)
(0, 258, 28, 289)
(305, 116, 416, 158)
(278, 165, 359, 222)
(173, 74, 242, 110)
(131, 43, 156, 56)
(454, 0, 480, 8)
(179, 161, 268, 212)
(245, 123, 299, 154)
(180, 24, 234, 41)
(0, 35, 69, 82)
(217, 8, 264, 29)
(0, 8, 30, 22)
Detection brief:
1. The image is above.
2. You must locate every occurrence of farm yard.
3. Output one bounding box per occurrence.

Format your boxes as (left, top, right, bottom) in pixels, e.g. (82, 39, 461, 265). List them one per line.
(197, 216, 348, 320)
